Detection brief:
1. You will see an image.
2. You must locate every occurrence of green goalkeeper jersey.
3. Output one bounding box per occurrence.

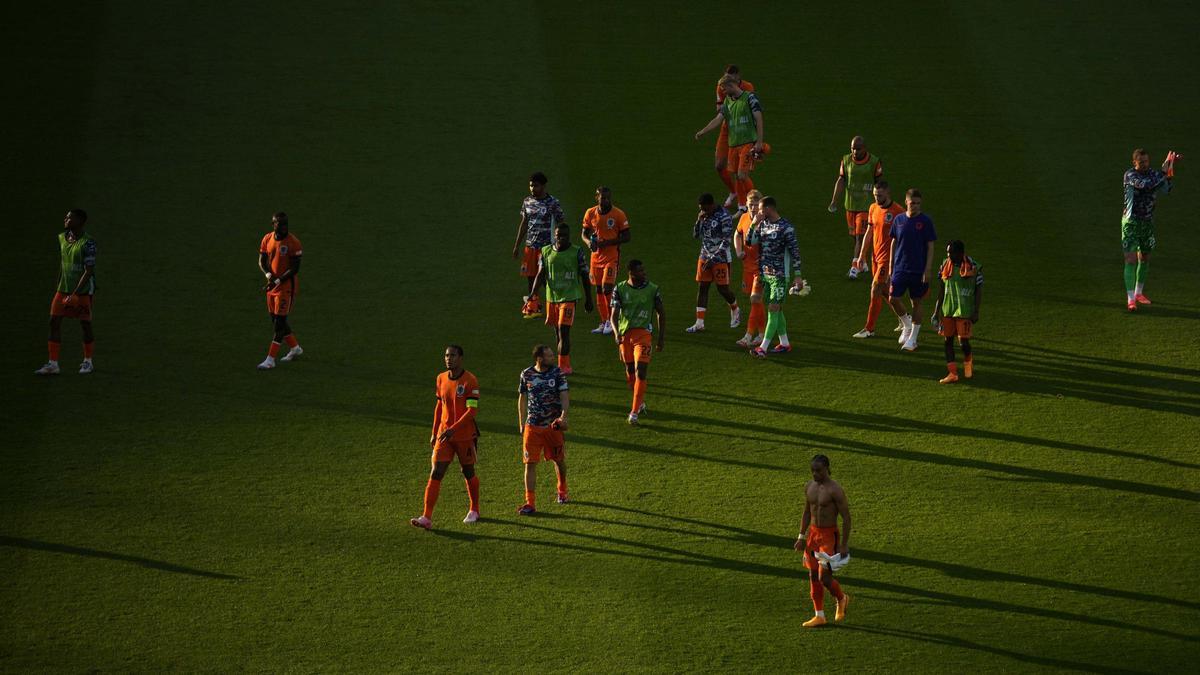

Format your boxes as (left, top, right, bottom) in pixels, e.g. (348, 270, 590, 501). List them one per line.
(612, 280, 661, 334)
(540, 243, 588, 303)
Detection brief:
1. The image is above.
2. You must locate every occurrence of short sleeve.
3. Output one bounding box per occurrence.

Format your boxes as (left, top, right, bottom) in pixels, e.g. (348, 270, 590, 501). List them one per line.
(578, 247, 589, 273)
(517, 373, 527, 395)
(557, 376, 569, 392)
(617, 211, 630, 231)
(466, 375, 480, 400)
(874, 159, 883, 177)
(925, 217, 937, 242)
(82, 239, 97, 266)
(260, 234, 271, 254)
(289, 236, 303, 256)
(747, 93, 763, 113)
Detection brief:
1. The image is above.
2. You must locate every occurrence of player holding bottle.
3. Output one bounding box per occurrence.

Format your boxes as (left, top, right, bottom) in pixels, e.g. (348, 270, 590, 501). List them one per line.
(795, 454, 852, 628)
(530, 223, 594, 374)
(1121, 149, 1180, 311)
(932, 241, 983, 384)
(35, 209, 97, 376)
(513, 172, 565, 319)
(257, 212, 303, 370)
(581, 186, 630, 335)
(749, 197, 802, 357)
(517, 344, 571, 513)
(828, 136, 883, 280)
(410, 345, 482, 530)
(610, 259, 665, 425)
(686, 193, 739, 333)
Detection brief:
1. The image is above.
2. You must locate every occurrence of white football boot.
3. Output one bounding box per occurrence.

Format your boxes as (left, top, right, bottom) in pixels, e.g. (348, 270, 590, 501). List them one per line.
(78, 359, 94, 375)
(35, 361, 60, 376)
(280, 346, 304, 362)
(256, 356, 276, 370)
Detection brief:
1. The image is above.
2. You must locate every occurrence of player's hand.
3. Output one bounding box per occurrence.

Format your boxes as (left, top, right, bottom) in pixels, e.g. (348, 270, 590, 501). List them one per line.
(694, 130, 703, 141)
(794, 537, 805, 552)
(588, 240, 599, 252)
(551, 417, 568, 431)
(62, 293, 72, 305)
(429, 433, 437, 447)
(512, 245, 520, 260)
(827, 203, 837, 213)
(584, 299, 594, 314)
(753, 140, 763, 154)
(437, 428, 455, 443)
(838, 544, 849, 557)
(791, 278, 805, 292)
(656, 339, 664, 353)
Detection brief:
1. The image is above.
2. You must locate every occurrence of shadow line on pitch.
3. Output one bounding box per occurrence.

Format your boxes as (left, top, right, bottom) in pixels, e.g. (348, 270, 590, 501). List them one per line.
(0, 536, 242, 580)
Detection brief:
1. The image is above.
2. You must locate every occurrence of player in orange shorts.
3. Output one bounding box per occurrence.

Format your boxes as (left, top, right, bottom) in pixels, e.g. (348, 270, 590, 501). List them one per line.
(794, 454, 852, 627)
(712, 65, 756, 209)
(581, 186, 630, 335)
(685, 193, 739, 333)
(517, 344, 571, 514)
(36, 209, 97, 376)
(733, 190, 766, 347)
(256, 212, 303, 370)
(410, 345, 482, 530)
(851, 181, 906, 339)
(610, 259, 665, 425)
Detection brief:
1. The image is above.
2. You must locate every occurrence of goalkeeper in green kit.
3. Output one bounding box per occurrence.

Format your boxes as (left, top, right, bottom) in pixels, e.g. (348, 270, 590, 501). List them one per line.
(1122, 148, 1180, 311)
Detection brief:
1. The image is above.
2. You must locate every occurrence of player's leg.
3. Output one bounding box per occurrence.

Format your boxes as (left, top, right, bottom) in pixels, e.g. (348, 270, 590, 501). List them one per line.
(38, 313, 64, 374)
(941, 333, 959, 384)
(460, 443, 480, 522)
(601, 281, 616, 332)
(688, 274, 711, 332)
(558, 324, 572, 372)
(819, 565, 848, 622)
(552, 456, 568, 503)
(772, 304, 791, 352)
(78, 319, 95, 374)
(632, 362, 649, 418)
(961, 331, 974, 378)
(715, 275, 740, 329)
(802, 567, 828, 627)
(411, 457, 452, 529)
(716, 129, 736, 207)
(521, 462, 538, 514)
(519, 427, 540, 514)
(1135, 250, 1152, 305)
(902, 293, 924, 351)
(522, 248, 542, 317)
(1122, 248, 1138, 308)
(258, 309, 283, 370)
(732, 146, 751, 209)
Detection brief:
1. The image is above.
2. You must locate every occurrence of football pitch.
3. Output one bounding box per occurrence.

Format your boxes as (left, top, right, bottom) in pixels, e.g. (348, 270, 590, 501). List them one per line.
(3, 1, 1199, 671)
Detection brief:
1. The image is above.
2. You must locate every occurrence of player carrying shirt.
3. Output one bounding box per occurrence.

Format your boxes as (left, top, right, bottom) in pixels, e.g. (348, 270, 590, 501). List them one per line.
(794, 454, 852, 628)
(749, 196, 803, 357)
(610, 259, 665, 425)
(828, 136, 884, 280)
(1121, 149, 1180, 311)
(851, 181, 905, 338)
(410, 345, 482, 530)
(36, 209, 97, 376)
(712, 65, 756, 209)
(512, 172, 565, 318)
(734, 190, 766, 348)
(256, 212, 303, 370)
(517, 344, 571, 514)
(530, 223, 594, 375)
(686, 193, 740, 333)
(581, 186, 630, 335)
(888, 190, 937, 352)
(932, 241, 983, 384)
(696, 75, 766, 211)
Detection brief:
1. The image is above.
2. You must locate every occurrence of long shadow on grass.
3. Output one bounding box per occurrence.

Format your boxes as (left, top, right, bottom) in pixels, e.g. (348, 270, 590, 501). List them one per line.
(837, 623, 1143, 674)
(0, 536, 241, 580)
(431, 523, 1197, 643)
(569, 501, 1200, 612)
(1044, 294, 1200, 323)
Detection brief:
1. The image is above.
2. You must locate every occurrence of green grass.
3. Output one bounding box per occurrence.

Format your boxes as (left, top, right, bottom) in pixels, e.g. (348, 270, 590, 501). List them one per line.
(2, 1, 1199, 671)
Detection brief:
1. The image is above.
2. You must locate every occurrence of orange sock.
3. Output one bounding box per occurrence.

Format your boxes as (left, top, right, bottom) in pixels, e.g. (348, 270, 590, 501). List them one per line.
(82, 341, 94, 359)
(865, 295, 883, 331)
(598, 292, 611, 324)
(696, 307, 707, 321)
(947, 362, 958, 376)
(525, 489, 536, 507)
(465, 475, 480, 512)
(555, 469, 567, 496)
(558, 355, 571, 371)
(268, 341, 281, 358)
(625, 368, 636, 390)
(810, 579, 825, 612)
(632, 378, 647, 414)
(748, 302, 765, 335)
(829, 578, 845, 601)
(284, 334, 298, 348)
(48, 341, 61, 361)
(718, 166, 736, 193)
(422, 478, 442, 519)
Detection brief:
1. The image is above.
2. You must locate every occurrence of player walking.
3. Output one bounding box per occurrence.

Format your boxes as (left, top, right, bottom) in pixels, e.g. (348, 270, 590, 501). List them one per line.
(711, 65, 756, 209)
(517, 344, 571, 513)
(932, 241, 983, 384)
(610, 260, 665, 425)
(695, 75, 765, 211)
(851, 182, 905, 338)
(686, 193, 739, 333)
(888, 190, 937, 352)
(512, 172, 565, 319)
(530, 223, 594, 375)
(749, 197, 802, 357)
(256, 212, 303, 370)
(734, 190, 767, 347)
(410, 345, 482, 530)
(1122, 149, 1180, 311)
(828, 136, 883, 280)
(581, 186, 630, 335)
(35, 209, 97, 375)
(794, 454, 852, 628)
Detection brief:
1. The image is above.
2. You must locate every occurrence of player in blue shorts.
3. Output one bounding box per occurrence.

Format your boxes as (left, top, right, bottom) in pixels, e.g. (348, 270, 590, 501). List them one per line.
(887, 189, 937, 352)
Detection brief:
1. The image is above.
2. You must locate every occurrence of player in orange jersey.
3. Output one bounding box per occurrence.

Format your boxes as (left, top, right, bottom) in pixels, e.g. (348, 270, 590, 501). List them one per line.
(713, 65, 756, 209)
(733, 190, 766, 347)
(411, 344, 482, 530)
(851, 181, 906, 338)
(794, 454, 852, 627)
(581, 186, 631, 336)
(256, 212, 303, 370)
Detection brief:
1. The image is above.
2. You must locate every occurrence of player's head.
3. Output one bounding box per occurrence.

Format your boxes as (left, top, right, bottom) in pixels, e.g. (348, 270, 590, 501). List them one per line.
(760, 196, 778, 220)
(529, 172, 548, 198)
(724, 64, 741, 78)
(444, 344, 464, 371)
(554, 222, 571, 248)
(873, 180, 890, 206)
(533, 343, 555, 368)
(1132, 148, 1150, 171)
(746, 189, 764, 213)
(718, 74, 741, 96)
(905, 189, 922, 215)
(628, 258, 646, 284)
(947, 239, 966, 265)
(64, 209, 87, 231)
(850, 136, 866, 159)
(811, 454, 831, 482)
(595, 186, 612, 210)
(698, 192, 717, 215)
(272, 211, 289, 238)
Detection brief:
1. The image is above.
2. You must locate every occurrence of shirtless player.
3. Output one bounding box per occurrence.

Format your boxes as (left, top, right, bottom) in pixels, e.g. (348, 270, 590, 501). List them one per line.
(794, 454, 852, 627)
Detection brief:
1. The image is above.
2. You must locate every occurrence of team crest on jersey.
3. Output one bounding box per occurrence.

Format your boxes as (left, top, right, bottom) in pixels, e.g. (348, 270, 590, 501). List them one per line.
(280, 245, 289, 255)
(456, 384, 465, 397)
(606, 218, 615, 229)
(885, 214, 894, 223)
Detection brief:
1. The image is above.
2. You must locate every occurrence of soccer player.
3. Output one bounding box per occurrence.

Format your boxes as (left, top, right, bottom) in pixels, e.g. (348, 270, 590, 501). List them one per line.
(828, 136, 884, 280)
(734, 190, 767, 347)
(581, 186, 630, 335)
(410, 345, 482, 530)
(36, 209, 97, 375)
(888, 189, 937, 352)
(530, 222, 594, 375)
(712, 65, 756, 209)
(686, 193, 740, 333)
(256, 212, 303, 370)
(794, 454, 852, 628)
(932, 241, 983, 384)
(851, 181, 905, 338)
(512, 172, 565, 318)
(1121, 149, 1180, 311)
(610, 259, 665, 425)
(695, 75, 765, 211)
(748, 196, 802, 357)
(517, 344, 571, 513)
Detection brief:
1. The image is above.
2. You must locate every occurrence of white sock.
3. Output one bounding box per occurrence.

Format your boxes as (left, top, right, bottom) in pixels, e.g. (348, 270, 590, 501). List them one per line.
(910, 324, 922, 341)
(1126, 290, 1135, 302)
(901, 314, 913, 328)
(815, 610, 826, 618)
(1134, 283, 1145, 296)
(742, 332, 752, 340)
(82, 358, 92, 364)
(778, 334, 790, 347)
(49, 360, 59, 366)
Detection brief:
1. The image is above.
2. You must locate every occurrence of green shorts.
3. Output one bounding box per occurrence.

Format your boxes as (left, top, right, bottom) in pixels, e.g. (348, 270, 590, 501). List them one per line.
(763, 274, 789, 304)
(1121, 219, 1156, 253)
